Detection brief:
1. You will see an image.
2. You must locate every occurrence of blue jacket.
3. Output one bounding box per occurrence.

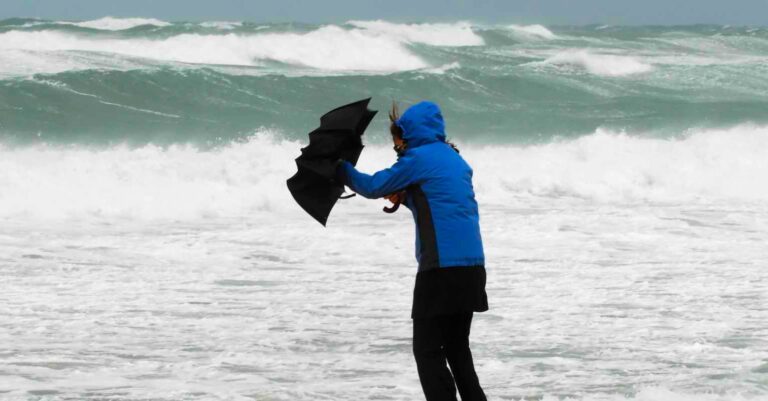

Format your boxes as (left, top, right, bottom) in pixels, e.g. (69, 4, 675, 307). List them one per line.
(339, 101, 485, 271)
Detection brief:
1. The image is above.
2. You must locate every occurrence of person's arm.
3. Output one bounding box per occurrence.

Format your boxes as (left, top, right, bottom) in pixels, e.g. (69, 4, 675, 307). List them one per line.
(338, 154, 420, 199)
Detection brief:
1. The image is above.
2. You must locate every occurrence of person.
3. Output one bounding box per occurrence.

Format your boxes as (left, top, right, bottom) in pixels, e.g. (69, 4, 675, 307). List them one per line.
(336, 101, 489, 401)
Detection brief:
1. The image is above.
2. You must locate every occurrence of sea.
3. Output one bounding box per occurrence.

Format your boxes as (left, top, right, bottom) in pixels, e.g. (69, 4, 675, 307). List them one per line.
(1, 17, 767, 400)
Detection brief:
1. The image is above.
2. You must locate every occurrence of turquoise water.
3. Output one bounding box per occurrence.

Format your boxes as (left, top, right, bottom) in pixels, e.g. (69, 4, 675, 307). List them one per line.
(1, 18, 768, 145)
(1, 18, 768, 401)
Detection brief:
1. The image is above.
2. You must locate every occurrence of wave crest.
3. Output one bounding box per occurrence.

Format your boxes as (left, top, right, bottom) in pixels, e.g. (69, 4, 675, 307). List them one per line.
(506, 24, 558, 40)
(1, 126, 766, 221)
(348, 20, 484, 46)
(471, 125, 768, 203)
(62, 17, 171, 30)
(198, 21, 243, 30)
(0, 19, 488, 75)
(0, 26, 428, 72)
(542, 50, 653, 76)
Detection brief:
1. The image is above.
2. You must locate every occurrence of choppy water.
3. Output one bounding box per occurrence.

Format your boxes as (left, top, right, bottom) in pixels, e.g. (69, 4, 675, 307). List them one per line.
(2, 18, 768, 144)
(1, 16, 768, 401)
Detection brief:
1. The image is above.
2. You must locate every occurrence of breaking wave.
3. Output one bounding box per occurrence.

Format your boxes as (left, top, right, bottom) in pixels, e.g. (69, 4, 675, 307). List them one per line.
(1, 125, 766, 221)
(348, 20, 484, 46)
(506, 24, 558, 40)
(1, 21, 768, 145)
(0, 20, 487, 74)
(198, 21, 244, 30)
(61, 16, 171, 30)
(0, 26, 428, 72)
(541, 50, 654, 76)
(472, 125, 768, 203)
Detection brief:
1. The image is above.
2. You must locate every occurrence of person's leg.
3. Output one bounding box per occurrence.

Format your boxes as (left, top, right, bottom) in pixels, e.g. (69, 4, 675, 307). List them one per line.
(442, 312, 487, 401)
(413, 316, 458, 401)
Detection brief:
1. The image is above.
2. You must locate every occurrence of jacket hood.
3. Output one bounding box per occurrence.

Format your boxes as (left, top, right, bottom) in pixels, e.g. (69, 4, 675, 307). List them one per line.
(396, 101, 446, 149)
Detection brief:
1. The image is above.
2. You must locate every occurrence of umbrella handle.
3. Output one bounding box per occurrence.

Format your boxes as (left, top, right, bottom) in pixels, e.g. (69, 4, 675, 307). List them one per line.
(383, 201, 401, 213)
(339, 193, 357, 200)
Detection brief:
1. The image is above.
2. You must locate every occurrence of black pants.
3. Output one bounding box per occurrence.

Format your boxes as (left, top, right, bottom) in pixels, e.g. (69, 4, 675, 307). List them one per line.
(413, 312, 486, 401)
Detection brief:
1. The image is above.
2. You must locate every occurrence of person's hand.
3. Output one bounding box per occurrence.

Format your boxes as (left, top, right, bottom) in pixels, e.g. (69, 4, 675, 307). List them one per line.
(382, 191, 406, 214)
(384, 191, 406, 205)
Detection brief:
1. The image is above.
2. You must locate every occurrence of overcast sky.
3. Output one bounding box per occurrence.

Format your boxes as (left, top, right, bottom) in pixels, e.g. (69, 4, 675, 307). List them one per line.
(2, 0, 767, 25)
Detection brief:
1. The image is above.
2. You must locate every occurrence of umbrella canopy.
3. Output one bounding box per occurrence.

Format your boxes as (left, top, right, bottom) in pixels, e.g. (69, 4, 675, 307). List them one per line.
(287, 98, 377, 226)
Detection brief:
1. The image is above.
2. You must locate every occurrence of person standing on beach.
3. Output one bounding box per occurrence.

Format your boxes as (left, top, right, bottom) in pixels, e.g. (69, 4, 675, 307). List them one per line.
(336, 101, 488, 401)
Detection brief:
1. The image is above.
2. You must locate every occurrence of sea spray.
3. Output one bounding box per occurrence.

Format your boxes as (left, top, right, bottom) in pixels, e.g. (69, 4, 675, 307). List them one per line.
(2, 126, 766, 221)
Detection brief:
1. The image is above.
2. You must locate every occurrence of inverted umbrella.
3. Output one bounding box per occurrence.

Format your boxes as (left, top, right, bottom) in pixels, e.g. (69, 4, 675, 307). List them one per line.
(286, 98, 377, 226)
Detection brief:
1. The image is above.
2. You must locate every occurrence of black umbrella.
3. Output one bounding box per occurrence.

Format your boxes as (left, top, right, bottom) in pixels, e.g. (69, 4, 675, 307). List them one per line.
(287, 98, 377, 226)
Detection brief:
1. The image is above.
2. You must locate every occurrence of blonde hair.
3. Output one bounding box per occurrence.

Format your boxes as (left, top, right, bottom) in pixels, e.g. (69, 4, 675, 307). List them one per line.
(389, 101, 403, 139)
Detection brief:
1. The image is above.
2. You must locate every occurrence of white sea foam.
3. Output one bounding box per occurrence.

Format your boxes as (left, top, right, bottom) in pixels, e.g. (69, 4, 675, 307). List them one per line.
(348, 20, 484, 46)
(422, 61, 462, 74)
(0, 132, 298, 221)
(542, 50, 653, 76)
(0, 48, 156, 78)
(2, 131, 768, 401)
(198, 21, 243, 30)
(1, 125, 766, 221)
(0, 20, 486, 75)
(0, 26, 427, 72)
(470, 125, 768, 204)
(62, 17, 171, 30)
(506, 24, 558, 40)
(539, 388, 766, 401)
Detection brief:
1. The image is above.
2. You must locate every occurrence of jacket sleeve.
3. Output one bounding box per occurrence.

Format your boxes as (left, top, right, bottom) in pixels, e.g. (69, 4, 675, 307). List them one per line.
(339, 153, 420, 199)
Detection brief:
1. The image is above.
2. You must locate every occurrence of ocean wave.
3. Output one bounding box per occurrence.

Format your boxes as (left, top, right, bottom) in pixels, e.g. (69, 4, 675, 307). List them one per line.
(60, 16, 171, 30)
(3, 21, 768, 78)
(505, 24, 558, 40)
(422, 61, 462, 74)
(1, 125, 766, 221)
(0, 131, 298, 220)
(198, 21, 244, 30)
(347, 20, 484, 46)
(0, 26, 427, 72)
(471, 125, 768, 203)
(0, 20, 485, 76)
(0, 48, 156, 78)
(541, 50, 653, 76)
